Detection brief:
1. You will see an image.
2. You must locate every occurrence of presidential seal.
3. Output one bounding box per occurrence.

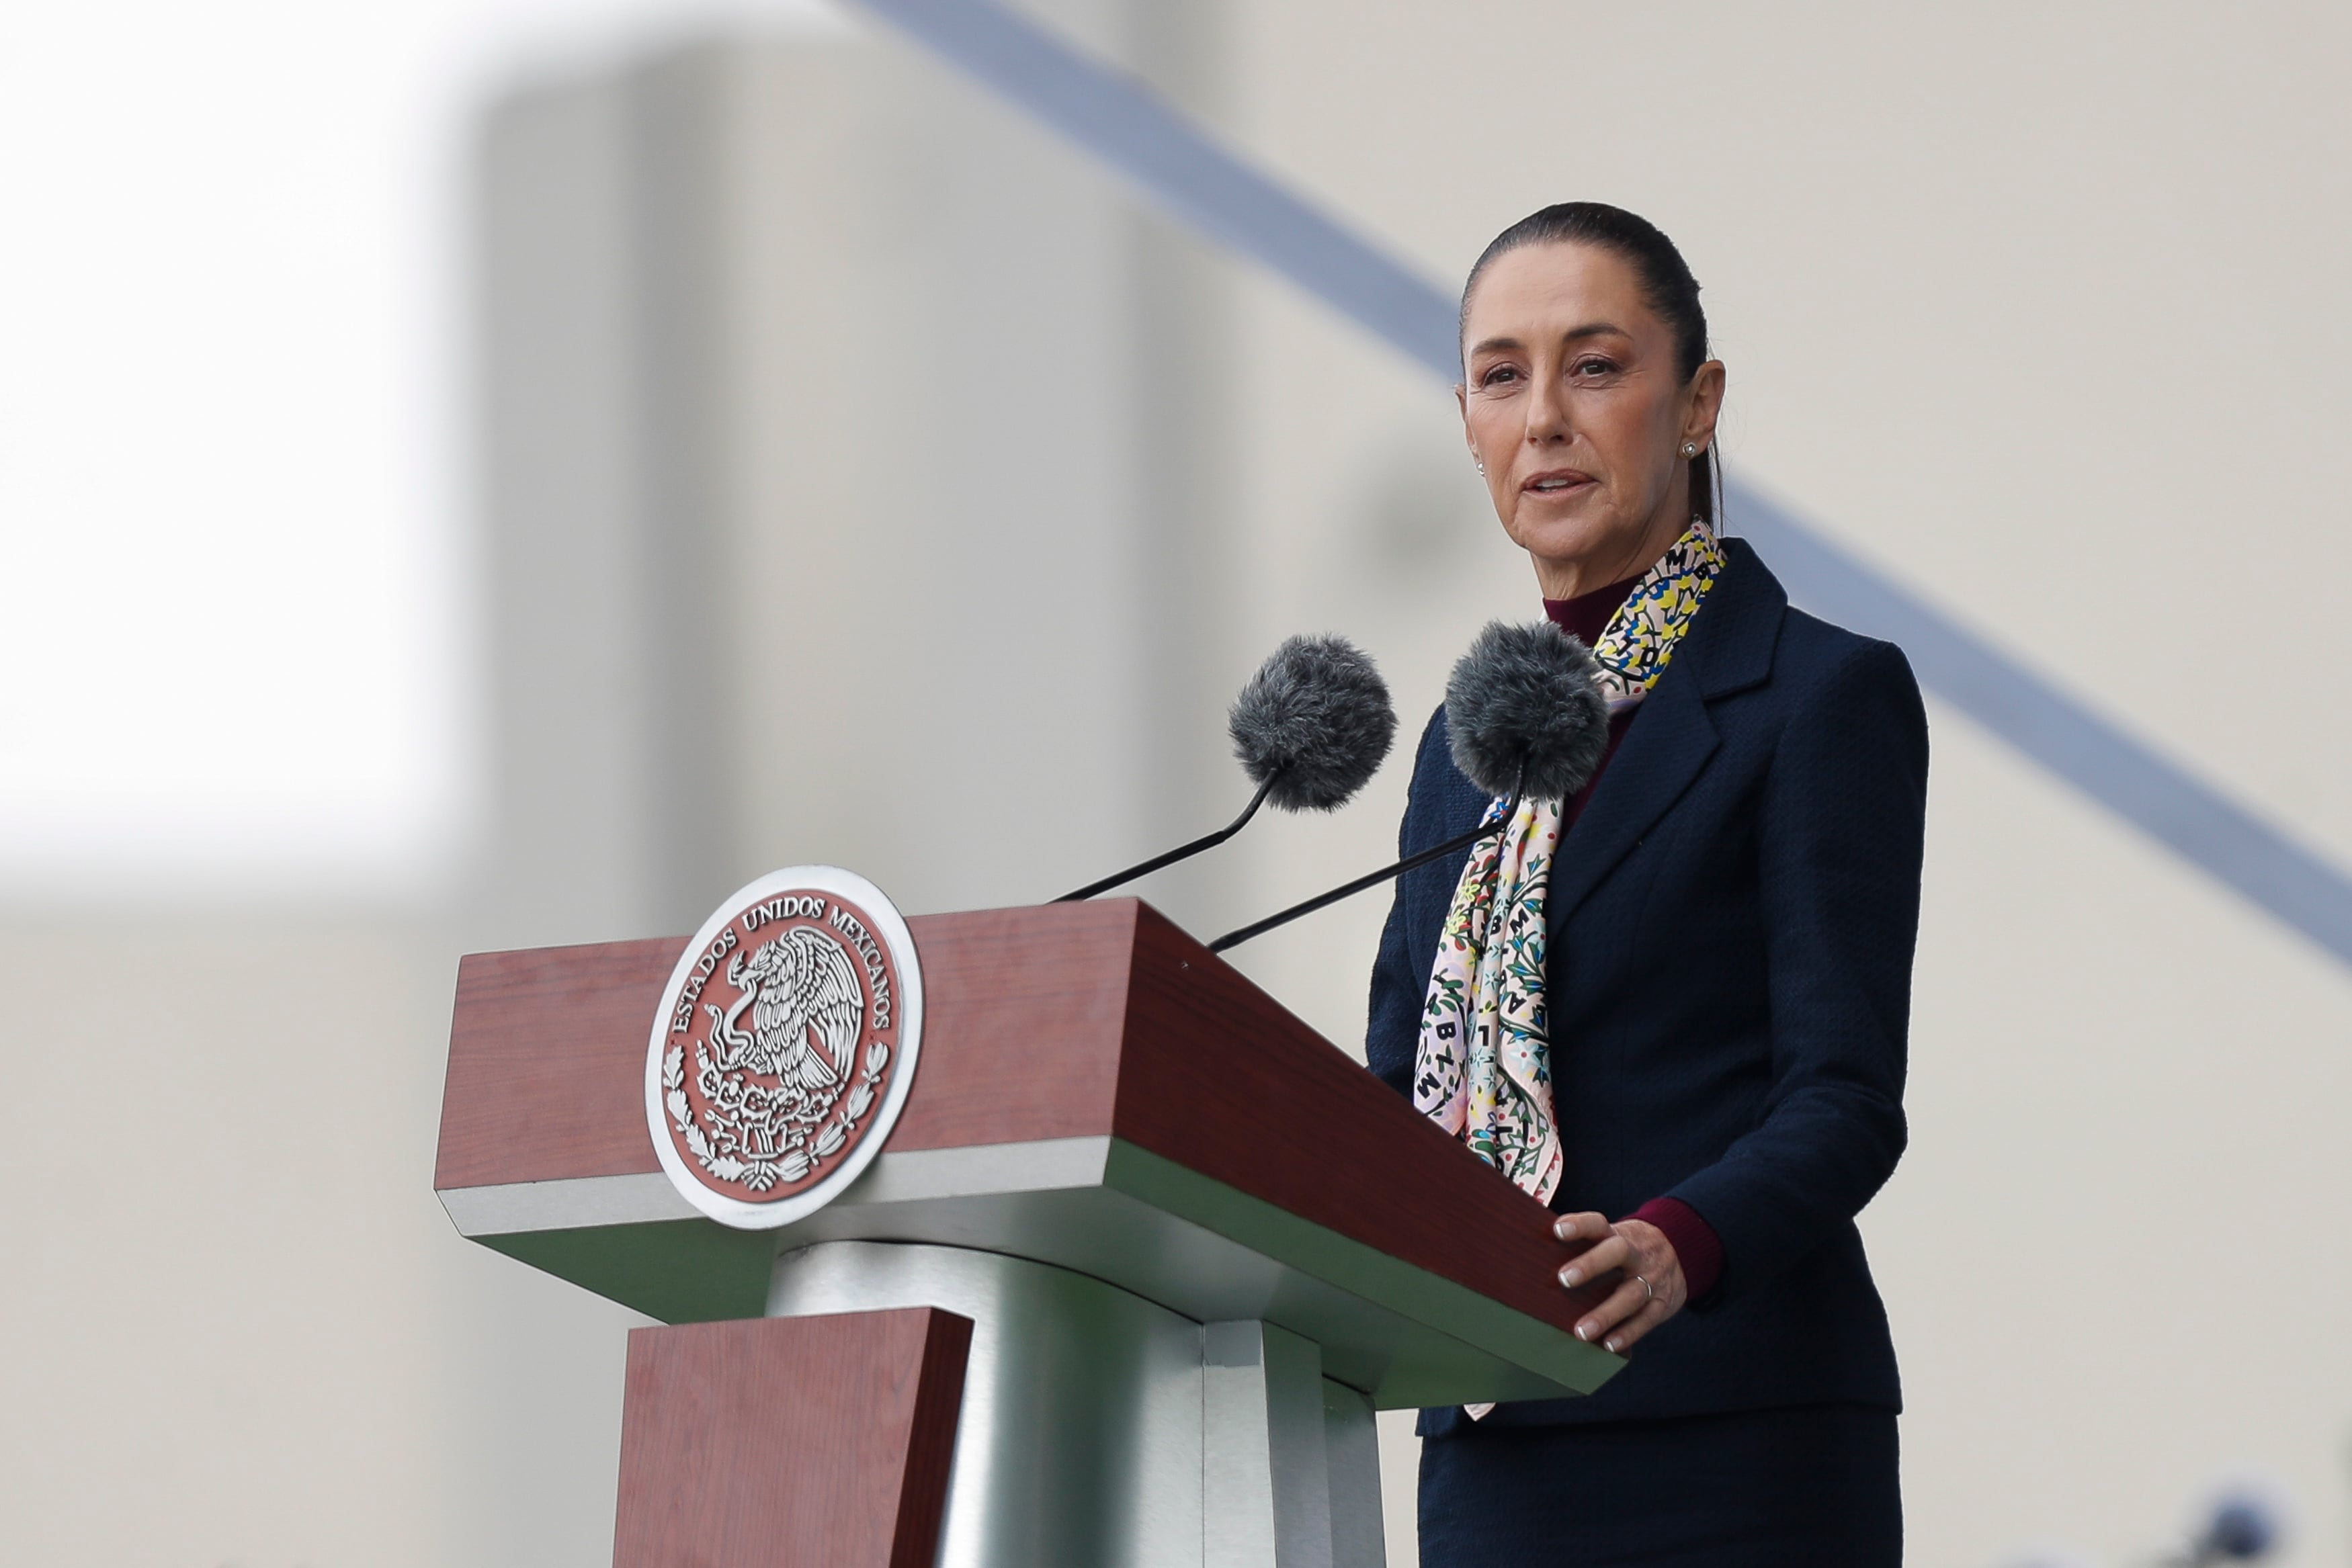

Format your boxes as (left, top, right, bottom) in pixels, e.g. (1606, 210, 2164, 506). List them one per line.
(644, 866, 924, 1229)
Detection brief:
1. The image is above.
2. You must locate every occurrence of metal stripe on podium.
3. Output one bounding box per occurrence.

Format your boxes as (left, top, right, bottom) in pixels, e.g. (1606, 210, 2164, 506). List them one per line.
(848, 0, 2352, 967)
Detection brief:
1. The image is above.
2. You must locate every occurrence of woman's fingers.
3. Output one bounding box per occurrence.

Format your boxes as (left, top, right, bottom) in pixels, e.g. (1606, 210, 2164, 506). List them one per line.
(1574, 1276, 1654, 1346)
(1556, 1232, 1629, 1289)
(1599, 1295, 1674, 1354)
(1551, 1214, 1688, 1353)
(1552, 1212, 1617, 1290)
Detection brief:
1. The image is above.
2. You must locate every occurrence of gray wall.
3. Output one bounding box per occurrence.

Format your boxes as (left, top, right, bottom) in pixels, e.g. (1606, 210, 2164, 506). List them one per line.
(466, 14, 1251, 953)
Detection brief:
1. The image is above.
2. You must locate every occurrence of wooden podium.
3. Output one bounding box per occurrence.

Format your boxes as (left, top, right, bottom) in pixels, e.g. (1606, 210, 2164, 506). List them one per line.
(435, 899, 1620, 1567)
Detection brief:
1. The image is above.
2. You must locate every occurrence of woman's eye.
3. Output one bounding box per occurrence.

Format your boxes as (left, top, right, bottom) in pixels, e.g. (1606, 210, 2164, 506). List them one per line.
(1480, 365, 1519, 387)
(1572, 357, 1618, 378)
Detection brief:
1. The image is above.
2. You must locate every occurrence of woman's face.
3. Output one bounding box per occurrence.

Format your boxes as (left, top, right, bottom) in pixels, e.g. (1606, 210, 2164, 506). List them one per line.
(1458, 242, 1724, 599)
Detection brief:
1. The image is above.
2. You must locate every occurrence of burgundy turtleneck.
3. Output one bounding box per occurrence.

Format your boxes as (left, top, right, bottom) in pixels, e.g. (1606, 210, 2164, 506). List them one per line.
(1543, 576, 1638, 828)
(1542, 576, 1726, 1306)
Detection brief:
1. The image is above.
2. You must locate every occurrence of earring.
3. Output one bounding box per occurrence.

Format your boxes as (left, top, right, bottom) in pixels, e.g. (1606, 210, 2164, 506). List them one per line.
(1681, 442, 1697, 458)
(1476, 458, 1486, 476)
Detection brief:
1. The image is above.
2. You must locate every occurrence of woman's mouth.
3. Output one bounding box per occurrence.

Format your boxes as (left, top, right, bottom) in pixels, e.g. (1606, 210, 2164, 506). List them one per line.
(1523, 468, 1595, 495)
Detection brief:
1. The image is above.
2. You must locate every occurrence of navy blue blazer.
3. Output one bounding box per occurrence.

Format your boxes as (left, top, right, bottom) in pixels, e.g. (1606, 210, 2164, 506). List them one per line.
(1366, 538, 1928, 1434)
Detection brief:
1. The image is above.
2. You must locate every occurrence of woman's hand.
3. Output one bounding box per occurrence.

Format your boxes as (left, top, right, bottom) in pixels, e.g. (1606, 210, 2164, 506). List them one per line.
(1553, 1212, 1686, 1354)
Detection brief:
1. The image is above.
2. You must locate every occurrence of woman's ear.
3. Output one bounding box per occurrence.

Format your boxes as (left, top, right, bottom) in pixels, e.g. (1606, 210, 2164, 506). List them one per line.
(1682, 360, 1727, 452)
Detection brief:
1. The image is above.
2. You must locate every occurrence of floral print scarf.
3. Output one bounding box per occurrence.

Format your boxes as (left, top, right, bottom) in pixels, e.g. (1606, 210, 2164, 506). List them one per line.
(1411, 519, 1728, 1203)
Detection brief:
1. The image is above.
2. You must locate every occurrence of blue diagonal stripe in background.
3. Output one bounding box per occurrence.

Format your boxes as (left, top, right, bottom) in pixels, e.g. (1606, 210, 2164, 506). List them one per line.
(850, 0, 2352, 969)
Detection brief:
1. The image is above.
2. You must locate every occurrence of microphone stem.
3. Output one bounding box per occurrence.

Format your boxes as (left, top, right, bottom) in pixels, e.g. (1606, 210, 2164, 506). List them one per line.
(1052, 773, 1281, 902)
(1208, 775, 1527, 955)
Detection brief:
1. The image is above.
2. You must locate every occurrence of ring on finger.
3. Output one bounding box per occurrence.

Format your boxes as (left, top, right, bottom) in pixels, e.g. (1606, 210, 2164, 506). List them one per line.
(1632, 1274, 1656, 1304)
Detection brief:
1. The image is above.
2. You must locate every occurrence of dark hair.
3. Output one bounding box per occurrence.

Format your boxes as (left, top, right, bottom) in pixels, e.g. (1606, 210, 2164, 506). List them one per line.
(1460, 202, 1719, 525)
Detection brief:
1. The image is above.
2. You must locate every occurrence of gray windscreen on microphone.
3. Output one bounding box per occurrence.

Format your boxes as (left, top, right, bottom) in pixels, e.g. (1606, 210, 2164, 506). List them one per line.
(1228, 634, 1398, 812)
(1443, 621, 1611, 801)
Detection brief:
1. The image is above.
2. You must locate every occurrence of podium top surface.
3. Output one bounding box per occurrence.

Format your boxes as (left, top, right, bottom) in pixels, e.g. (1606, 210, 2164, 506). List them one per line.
(435, 900, 1619, 1407)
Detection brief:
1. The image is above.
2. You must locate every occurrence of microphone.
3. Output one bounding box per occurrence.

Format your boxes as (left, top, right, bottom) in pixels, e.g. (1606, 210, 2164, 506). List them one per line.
(1208, 621, 1607, 953)
(2183, 1491, 2280, 1564)
(1053, 634, 1397, 902)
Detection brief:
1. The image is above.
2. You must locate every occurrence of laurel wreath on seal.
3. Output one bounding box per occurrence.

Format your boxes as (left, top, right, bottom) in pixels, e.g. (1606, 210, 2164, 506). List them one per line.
(664, 1038, 890, 1193)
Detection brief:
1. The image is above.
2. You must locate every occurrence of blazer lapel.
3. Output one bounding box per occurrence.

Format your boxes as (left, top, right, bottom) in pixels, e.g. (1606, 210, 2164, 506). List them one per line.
(1547, 538, 1788, 930)
(1547, 664, 1718, 927)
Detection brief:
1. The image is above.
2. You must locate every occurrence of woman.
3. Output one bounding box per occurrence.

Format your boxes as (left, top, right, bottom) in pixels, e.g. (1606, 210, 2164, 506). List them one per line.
(1366, 203, 1925, 1563)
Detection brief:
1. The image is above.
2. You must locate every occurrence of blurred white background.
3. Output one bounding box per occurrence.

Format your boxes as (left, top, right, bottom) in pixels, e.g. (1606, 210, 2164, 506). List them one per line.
(0, 0, 835, 894)
(5, 3, 2352, 1566)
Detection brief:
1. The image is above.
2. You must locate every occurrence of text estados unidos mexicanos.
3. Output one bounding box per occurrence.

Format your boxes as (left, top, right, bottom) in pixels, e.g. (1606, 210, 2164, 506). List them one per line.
(669, 897, 895, 1034)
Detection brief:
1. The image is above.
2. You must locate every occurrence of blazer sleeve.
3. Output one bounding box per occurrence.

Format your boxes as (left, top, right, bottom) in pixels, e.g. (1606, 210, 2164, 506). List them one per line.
(1364, 707, 1451, 1098)
(1665, 639, 1927, 1306)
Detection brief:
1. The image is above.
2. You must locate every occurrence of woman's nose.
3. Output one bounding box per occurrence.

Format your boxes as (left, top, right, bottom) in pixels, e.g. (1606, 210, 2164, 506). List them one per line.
(1523, 370, 1570, 441)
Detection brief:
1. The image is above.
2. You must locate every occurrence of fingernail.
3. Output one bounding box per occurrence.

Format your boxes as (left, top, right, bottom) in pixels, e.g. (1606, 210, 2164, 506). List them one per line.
(1574, 1324, 1591, 1341)
(1560, 1267, 1582, 1287)
(1603, 1338, 1621, 1354)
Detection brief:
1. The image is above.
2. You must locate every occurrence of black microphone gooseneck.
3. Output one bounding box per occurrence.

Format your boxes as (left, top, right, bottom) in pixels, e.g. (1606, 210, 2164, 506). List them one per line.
(1049, 633, 1396, 904)
(1054, 773, 1279, 902)
(1208, 762, 1526, 953)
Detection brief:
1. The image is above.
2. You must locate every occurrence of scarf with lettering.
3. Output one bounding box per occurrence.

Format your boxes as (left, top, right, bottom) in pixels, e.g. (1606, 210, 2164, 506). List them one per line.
(1411, 518, 1728, 1203)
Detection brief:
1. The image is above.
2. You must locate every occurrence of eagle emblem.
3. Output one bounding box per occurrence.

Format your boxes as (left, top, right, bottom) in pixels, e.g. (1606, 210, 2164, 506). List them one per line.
(707, 927, 864, 1091)
(649, 872, 920, 1218)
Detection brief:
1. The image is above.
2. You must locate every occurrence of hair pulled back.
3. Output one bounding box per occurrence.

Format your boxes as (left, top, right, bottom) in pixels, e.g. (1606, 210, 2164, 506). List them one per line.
(1460, 202, 1718, 525)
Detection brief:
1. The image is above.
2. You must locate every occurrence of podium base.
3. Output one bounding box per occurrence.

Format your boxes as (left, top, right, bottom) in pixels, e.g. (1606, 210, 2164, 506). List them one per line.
(612, 1305, 972, 1568)
(767, 1239, 1386, 1568)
